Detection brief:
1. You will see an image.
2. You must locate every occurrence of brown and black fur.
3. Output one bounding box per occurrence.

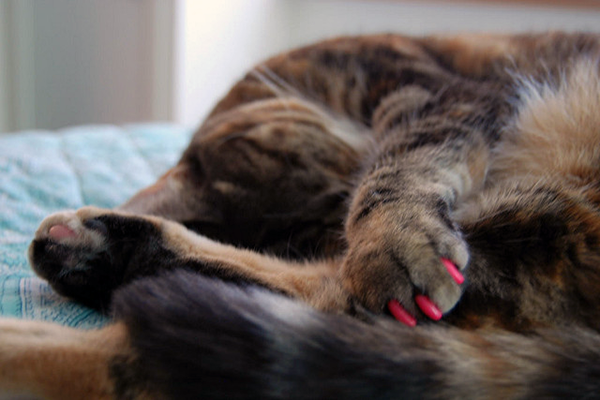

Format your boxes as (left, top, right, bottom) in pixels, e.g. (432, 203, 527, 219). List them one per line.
(2, 31, 600, 399)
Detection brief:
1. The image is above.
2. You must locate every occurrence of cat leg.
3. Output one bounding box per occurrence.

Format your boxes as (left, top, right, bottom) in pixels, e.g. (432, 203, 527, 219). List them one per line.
(341, 81, 512, 321)
(0, 319, 150, 400)
(118, 95, 365, 259)
(28, 207, 348, 313)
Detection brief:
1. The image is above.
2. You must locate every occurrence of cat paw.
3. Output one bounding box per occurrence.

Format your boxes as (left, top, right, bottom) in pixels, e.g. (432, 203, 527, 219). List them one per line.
(341, 208, 468, 325)
(28, 207, 156, 310)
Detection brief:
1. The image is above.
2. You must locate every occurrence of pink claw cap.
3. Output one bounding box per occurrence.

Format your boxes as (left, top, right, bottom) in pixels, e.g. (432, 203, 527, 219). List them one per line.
(441, 258, 464, 285)
(387, 299, 417, 327)
(48, 224, 76, 240)
(415, 295, 442, 321)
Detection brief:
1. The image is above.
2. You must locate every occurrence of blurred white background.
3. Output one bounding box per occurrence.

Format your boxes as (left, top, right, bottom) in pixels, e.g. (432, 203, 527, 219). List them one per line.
(1, 0, 600, 133)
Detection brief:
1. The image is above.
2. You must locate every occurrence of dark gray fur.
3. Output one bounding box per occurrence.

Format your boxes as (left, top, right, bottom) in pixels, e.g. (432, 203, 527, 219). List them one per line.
(113, 271, 600, 399)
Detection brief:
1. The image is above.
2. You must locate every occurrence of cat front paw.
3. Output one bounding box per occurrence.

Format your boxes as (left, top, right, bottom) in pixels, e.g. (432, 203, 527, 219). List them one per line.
(28, 207, 158, 310)
(341, 205, 468, 325)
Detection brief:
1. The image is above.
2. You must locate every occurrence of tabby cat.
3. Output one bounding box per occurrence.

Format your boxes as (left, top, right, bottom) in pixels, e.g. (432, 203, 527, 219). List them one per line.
(2, 31, 600, 399)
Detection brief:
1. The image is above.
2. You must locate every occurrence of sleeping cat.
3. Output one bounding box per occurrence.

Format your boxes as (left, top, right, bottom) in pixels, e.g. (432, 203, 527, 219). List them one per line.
(2, 31, 600, 399)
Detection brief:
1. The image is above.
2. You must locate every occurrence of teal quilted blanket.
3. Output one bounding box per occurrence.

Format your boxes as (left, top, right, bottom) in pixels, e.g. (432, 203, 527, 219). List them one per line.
(0, 124, 192, 328)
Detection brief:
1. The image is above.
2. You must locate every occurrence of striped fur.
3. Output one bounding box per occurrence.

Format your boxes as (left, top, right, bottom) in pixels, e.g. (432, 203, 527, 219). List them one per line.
(4, 32, 600, 398)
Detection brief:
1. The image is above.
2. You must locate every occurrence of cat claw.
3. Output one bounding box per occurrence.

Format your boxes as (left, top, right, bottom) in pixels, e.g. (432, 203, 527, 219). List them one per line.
(388, 299, 417, 327)
(441, 258, 464, 284)
(414, 295, 442, 321)
(388, 258, 463, 326)
(388, 295, 442, 325)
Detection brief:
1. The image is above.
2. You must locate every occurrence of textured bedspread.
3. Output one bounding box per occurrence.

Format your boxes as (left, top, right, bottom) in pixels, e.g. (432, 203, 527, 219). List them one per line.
(0, 124, 192, 328)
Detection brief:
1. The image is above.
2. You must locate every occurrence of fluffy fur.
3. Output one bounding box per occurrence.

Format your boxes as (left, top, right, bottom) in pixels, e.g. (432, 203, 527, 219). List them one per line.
(2, 31, 600, 399)
(115, 271, 600, 399)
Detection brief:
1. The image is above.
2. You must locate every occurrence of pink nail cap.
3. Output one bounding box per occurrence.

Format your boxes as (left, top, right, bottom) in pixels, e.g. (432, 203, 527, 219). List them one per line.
(387, 299, 417, 327)
(415, 295, 442, 321)
(48, 224, 76, 240)
(441, 258, 464, 285)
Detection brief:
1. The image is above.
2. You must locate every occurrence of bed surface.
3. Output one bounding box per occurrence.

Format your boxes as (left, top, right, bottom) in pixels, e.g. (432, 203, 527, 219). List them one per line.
(0, 124, 193, 328)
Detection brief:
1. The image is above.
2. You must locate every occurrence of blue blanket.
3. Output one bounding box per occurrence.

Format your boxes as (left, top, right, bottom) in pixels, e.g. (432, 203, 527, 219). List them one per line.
(0, 124, 193, 328)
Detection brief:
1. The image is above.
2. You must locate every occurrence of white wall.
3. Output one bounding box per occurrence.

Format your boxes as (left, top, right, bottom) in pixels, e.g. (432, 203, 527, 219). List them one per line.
(174, 0, 291, 128)
(0, 0, 174, 132)
(1, 0, 37, 132)
(2, 0, 600, 132)
(31, 0, 168, 130)
(285, 1, 600, 45)
(0, 1, 10, 133)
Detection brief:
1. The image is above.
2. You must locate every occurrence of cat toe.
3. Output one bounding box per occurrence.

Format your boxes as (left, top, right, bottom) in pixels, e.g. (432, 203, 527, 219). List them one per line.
(406, 255, 466, 314)
(342, 232, 469, 323)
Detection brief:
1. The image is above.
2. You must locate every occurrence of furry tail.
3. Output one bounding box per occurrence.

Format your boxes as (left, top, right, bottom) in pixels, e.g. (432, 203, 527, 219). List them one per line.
(113, 271, 600, 400)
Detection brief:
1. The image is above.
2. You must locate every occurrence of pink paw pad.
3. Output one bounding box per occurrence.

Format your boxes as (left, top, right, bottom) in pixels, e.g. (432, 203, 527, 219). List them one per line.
(48, 224, 76, 241)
